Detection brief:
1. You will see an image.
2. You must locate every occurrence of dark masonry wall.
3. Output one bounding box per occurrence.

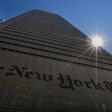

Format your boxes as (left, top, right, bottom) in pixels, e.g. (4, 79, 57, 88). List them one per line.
(0, 9, 112, 112)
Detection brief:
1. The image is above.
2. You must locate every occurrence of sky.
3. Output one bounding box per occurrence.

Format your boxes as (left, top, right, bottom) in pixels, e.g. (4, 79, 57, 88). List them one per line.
(0, 0, 112, 53)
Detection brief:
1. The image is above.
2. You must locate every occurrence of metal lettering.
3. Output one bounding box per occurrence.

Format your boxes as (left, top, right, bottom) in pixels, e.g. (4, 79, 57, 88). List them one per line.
(57, 73, 74, 90)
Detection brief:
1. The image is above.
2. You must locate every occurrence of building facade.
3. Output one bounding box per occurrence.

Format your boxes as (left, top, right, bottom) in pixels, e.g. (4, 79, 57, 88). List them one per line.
(0, 9, 112, 112)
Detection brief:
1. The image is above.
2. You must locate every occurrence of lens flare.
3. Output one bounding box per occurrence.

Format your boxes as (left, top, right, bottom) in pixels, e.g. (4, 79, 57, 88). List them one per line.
(91, 34, 104, 48)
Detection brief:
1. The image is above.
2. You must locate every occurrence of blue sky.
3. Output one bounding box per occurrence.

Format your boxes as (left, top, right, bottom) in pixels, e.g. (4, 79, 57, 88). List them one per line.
(0, 0, 112, 53)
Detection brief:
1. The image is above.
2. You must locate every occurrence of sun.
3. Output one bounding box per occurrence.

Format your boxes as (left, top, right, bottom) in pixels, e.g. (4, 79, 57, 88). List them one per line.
(90, 33, 105, 84)
(91, 34, 104, 48)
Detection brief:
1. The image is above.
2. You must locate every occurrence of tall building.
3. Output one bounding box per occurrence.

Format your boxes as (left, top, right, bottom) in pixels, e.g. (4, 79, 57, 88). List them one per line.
(0, 9, 112, 112)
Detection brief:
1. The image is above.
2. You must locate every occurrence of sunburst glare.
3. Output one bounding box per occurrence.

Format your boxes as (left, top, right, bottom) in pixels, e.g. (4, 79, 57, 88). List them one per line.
(74, 33, 106, 84)
(91, 34, 105, 48)
(90, 34, 105, 84)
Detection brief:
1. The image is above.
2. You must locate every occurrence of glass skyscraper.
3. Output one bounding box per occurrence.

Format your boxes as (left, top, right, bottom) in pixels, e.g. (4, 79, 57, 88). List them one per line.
(0, 9, 112, 112)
